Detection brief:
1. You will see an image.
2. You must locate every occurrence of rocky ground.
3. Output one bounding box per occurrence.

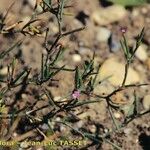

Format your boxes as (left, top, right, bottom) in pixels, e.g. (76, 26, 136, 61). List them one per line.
(0, 0, 150, 150)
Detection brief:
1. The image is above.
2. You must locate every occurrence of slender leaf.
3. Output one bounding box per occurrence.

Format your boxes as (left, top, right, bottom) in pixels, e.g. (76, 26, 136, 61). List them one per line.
(75, 66, 83, 89)
(50, 47, 65, 65)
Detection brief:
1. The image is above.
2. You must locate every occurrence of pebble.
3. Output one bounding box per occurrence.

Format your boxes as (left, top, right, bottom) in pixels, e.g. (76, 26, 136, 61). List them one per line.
(76, 120, 84, 128)
(92, 5, 127, 25)
(143, 95, 150, 110)
(12, 132, 18, 137)
(97, 57, 140, 86)
(89, 125, 96, 133)
(72, 54, 82, 62)
(20, 141, 29, 149)
(54, 96, 61, 101)
(104, 128, 109, 133)
(96, 27, 111, 42)
(124, 128, 132, 135)
(55, 117, 61, 122)
(0, 67, 8, 75)
(114, 112, 121, 119)
(135, 44, 148, 61)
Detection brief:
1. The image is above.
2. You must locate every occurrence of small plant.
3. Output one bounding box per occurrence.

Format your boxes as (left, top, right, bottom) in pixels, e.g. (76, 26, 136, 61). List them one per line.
(0, 0, 149, 150)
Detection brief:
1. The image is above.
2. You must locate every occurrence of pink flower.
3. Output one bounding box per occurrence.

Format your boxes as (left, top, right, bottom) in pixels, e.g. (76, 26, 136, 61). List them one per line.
(72, 90, 80, 99)
(120, 26, 127, 34)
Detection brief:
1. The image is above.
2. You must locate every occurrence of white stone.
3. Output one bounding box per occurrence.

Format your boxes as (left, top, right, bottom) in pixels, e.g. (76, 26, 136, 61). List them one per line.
(96, 27, 111, 42)
(0, 67, 8, 75)
(72, 54, 81, 62)
(92, 5, 127, 25)
(135, 44, 148, 61)
(97, 57, 140, 86)
(114, 112, 121, 119)
(143, 95, 150, 110)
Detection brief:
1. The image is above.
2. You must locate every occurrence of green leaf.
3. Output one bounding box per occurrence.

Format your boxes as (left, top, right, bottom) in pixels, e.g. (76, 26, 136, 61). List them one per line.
(13, 69, 28, 85)
(123, 35, 131, 59)
(82, 59, 94, 80)
(107, 0, 147, 6)
(120, 40, 128, 59)
(50, 47, 65, 65)
(58, 0, 65, 22)
(136, 27, 145, 48)
(75, 66, 83, 89)
(43, 65, 65, 82)
(43, 0, 52, 9)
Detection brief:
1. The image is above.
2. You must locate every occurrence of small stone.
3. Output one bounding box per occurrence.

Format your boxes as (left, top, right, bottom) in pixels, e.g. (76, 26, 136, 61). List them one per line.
(135, 44, 148, 61)
(104, 128, 109, 133)
(54, 96, 61, 101)
(76, 120, 84, 128)
(114, 112, 121, 119)
(97, 57, 140, 86)
(72, 54, 81, 62)
(92, 5, 127, 25)
(96, 27, 111, 42)
(0, 67, 8, 75)
(12, 132, 18, 137)
(20, 141, 29, 148)
(55, 117, 61, 122)
(143, 95, 150, 110)
(21, 94, 28, 99)
(124, 128, 132, 135)
(89, 125, 96, 133)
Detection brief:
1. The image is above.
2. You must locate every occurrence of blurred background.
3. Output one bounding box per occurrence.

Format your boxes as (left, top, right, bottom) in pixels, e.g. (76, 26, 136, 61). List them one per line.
(0, 0, 150, 149)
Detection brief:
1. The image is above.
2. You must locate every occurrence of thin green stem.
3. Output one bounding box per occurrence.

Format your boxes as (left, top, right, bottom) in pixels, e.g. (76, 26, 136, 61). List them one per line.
(121, 62, 129, 87)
